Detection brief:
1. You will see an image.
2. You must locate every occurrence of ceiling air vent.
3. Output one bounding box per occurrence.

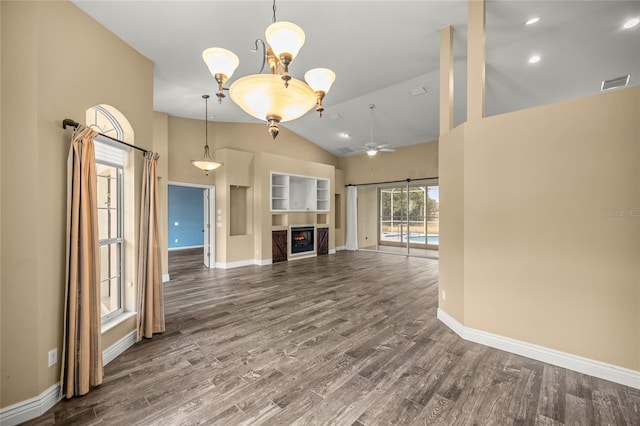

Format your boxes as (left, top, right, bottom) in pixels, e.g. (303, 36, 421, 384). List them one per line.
(601, 75, 630, 91)
(337, 147, 353, 154)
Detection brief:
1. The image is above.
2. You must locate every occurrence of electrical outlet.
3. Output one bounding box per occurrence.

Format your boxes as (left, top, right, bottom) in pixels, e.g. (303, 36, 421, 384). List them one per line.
(48, 348, 57, 367)
(441, 290, 446, 301)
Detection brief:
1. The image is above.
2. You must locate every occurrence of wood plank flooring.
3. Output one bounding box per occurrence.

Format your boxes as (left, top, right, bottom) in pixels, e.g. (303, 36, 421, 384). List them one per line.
(25, 249, 639, 425)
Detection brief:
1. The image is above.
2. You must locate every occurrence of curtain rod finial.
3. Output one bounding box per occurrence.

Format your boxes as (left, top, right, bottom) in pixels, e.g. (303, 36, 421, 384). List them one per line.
(62, 118, 79, 129)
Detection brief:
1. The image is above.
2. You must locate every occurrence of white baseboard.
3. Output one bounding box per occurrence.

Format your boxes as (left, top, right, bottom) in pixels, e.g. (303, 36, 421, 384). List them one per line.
(0, 383, 61, 426)
(0, 330, 137, 425)
(329, 249, 337, 254)
(215, 259, 261, 269)
(334, 246, 346, 251)
(162, 274, 170, 283)
(103, 330, 137, 366)
(259, 258, 273, 266)
(168, 245, 204, 251)
(437, 308, 640, 389)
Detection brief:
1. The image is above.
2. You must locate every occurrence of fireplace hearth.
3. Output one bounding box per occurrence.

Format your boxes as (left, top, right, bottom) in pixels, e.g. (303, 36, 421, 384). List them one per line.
(290, 226, 315, 255)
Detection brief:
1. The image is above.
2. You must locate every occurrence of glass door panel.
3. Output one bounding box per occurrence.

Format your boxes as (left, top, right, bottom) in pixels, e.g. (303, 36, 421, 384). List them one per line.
(407, 185, 427, 256)
(379, 186, 408, 254)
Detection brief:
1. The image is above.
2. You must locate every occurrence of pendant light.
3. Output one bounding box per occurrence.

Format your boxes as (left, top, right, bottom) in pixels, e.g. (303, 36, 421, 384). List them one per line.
(191, 95, 223, 175)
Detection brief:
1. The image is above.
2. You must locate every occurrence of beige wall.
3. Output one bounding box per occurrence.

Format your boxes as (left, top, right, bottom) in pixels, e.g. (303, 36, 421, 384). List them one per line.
(338, 141, 438, 185)
(438, 124, 465, 321)
(356, 187, 378, 248)
(1, 0, 153, 407)
(440, 86, 640, 370)
(165, 116, 340, 265)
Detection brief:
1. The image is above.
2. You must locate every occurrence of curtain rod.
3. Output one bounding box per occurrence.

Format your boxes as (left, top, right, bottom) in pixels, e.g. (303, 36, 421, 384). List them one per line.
(345, 177, 438, 187)
(62, 118, 149, 154)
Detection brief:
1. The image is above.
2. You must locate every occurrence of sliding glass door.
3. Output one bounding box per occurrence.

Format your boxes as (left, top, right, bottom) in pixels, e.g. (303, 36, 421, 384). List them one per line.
(357, 179, 438, 258)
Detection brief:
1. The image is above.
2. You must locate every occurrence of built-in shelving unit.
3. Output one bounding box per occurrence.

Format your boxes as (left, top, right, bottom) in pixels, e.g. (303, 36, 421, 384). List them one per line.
(271, 174, 289, 211)
(270, 172, 330, 212)
(316, 179, 330, 211)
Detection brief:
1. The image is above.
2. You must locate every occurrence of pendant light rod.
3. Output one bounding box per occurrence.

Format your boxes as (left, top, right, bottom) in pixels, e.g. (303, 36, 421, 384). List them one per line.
(272, 0, 277, 23)
(204, 94, 209, 148)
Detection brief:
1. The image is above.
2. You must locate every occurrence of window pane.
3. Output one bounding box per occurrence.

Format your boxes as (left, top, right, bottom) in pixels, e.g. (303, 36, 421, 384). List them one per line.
(100, 277, 121, 318)
(100, 244, 120, 281)
(98, 209, 109, 240)
(109, 208, 118, 239)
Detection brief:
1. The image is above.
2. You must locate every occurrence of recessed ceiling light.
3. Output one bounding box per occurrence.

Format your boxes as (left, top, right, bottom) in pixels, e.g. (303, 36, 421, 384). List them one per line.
(528, 55, 541, 64)
(340, 132, 351, 139)
(525, 17, 540, 25)
(623, 18, 639, 29)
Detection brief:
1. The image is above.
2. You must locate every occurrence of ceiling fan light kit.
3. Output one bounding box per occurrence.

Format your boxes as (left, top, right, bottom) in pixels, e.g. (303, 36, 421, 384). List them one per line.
(202, 0, 335, 139)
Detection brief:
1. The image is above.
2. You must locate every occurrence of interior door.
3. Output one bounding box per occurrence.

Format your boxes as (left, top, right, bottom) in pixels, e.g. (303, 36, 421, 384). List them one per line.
(203, 187, 215, 268)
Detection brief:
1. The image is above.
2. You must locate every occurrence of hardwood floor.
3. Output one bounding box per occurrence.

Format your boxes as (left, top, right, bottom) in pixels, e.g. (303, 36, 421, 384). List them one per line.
(25, 250, 639, 425)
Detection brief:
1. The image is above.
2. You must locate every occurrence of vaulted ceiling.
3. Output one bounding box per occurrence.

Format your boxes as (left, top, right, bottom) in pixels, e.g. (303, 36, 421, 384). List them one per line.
(73, 1, 640, 157)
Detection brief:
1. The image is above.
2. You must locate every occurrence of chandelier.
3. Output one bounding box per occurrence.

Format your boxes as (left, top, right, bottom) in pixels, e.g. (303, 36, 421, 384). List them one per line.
(191, 95, 223, 175)
(202, 1, 335, 139)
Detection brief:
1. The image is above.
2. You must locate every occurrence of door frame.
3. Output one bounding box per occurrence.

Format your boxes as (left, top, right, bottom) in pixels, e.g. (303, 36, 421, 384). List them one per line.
(168, 181, 216, 268)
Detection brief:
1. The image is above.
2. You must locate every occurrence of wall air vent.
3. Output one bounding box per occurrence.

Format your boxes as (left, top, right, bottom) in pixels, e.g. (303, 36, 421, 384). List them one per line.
(601, 75, 630, 91)
(337, 147, 353, 154)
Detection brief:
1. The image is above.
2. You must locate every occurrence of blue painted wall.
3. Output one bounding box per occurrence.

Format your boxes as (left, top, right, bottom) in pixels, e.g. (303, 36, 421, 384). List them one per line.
(168, 185, 204, 248)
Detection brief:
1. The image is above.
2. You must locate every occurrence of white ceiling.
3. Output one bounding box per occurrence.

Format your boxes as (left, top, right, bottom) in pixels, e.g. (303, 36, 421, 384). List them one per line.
(73, 1, 640, 157)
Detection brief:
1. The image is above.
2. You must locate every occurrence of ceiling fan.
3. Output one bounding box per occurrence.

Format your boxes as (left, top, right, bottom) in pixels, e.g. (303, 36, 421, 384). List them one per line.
(358, 104, 396, 157)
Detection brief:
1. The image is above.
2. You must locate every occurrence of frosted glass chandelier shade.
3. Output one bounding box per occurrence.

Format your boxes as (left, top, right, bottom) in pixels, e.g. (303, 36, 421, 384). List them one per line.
(304, 68, 336, 92)
(229, 74, 316, 123)
(265, 21, 305, 60)
(202, 47, 240, 79)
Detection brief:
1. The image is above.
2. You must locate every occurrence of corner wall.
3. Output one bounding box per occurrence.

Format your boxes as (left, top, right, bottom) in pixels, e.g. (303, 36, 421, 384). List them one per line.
(439, 86, 640, 371)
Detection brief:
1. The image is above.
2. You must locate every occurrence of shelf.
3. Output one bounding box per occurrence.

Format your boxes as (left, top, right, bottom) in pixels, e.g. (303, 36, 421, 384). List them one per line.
(271, 172, 330, 212)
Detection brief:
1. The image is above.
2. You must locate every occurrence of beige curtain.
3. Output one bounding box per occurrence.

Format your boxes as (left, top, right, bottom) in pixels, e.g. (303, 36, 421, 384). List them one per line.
(137, 152, 165, 341)
(61, 127, 104, 398)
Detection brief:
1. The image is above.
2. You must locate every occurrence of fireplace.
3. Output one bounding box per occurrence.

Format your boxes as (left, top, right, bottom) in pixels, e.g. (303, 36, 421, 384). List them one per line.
(290, 226, 315, 255)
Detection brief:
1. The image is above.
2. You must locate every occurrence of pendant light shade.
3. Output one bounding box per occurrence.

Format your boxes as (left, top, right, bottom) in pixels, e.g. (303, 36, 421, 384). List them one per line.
(304, 68, 336, 93)
(202, 48, 240, 80)
(229, 74, 316, 123)
(191, 95, 223, 175)
(265, 21, 305, 61)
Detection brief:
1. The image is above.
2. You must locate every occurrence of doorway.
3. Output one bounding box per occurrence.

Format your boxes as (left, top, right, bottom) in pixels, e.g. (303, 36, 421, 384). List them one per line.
(168, 182, 215, 269)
